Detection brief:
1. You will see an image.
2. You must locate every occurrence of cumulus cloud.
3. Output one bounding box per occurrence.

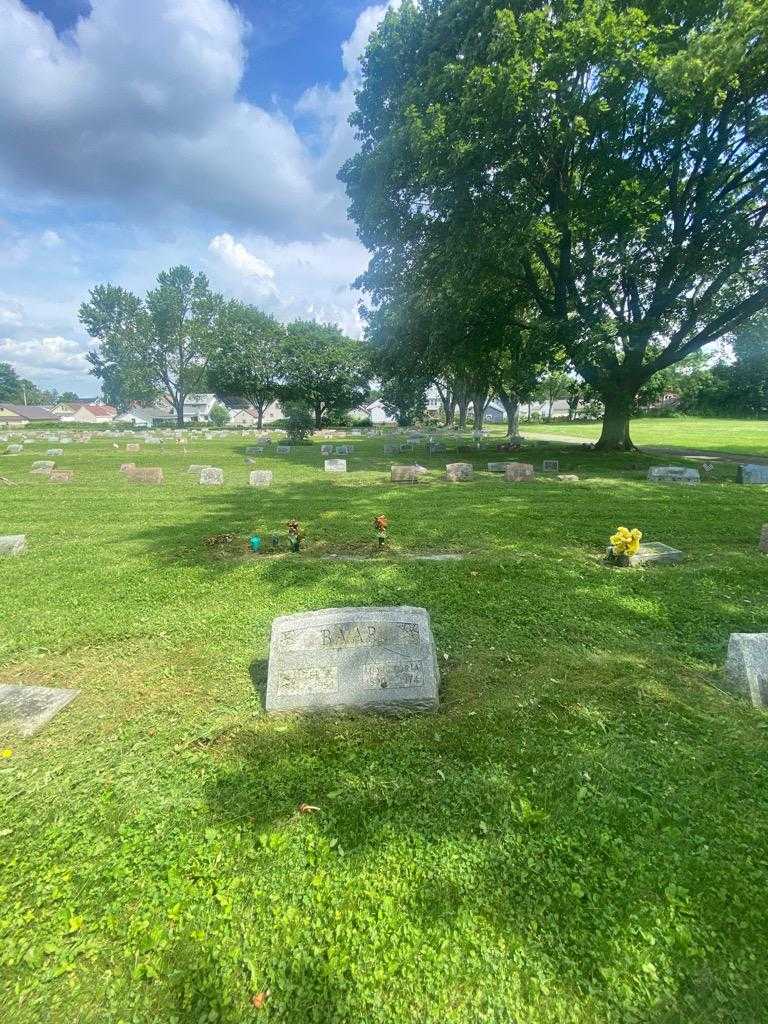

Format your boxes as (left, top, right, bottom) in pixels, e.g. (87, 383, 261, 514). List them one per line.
(0, 335, 91, 379)
(0, 0, 343, 235)
(208, 233, 276, 296)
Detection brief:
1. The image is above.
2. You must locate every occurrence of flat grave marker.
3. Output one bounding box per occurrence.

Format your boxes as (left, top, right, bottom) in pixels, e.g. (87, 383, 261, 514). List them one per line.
(647, 466, 700, 485)
(325, 459, 347, 473)
(199, 467, 224, 485)
(249, 470, 273, 487)
(445, 462, 473, 482)
(0, 684, 80, 736)
(505, 462, 535, 483)
(0, 535, 26, 557)
(723, 634, 768, 708)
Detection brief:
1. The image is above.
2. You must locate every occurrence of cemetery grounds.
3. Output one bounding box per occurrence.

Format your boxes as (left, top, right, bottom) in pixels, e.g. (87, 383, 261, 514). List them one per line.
(1, 428, 768, 1024)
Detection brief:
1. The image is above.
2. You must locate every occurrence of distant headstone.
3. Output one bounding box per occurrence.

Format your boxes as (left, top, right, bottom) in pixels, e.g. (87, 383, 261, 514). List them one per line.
(724, 633, 768, 708)
(737, 464, 768, 485)
(265, 606, 440, 713)
(0, 684, 80, 736)
(199, 467, 224, 485)
(391, 465, 427, 484)
(760, 525, 768, 553)
(46, 448, 64, 457)
(647, 466, 700, 485)
(542, 460, 559, 473)
(5, 444, 22, 455)
(129, 467, 164, 485)
(49, 470, 73, 483)
(606, 541, 684, 567)
(30, 461, 55, 475)
(558, 474, 580, 482)
(119, 463, 136, 473)
(505, 462, 535, 483)
(249, 470, 273, 487)
(486, 462, 509, 473)
(335, 445, 353, 455)
(276, 446, 291, 454)
(126, 443, 140, 452)
(0, 535, 26, 557)
(445, 462, 473, 482)
(325, 459, 347, 473)
(187, 464, 210, 474)
(320, 445, 334, 455)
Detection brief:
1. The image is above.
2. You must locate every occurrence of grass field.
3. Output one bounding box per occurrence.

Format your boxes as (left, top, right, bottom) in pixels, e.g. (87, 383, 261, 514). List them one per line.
(2, 431, 768, 1024)
(523, 416, 768, 457)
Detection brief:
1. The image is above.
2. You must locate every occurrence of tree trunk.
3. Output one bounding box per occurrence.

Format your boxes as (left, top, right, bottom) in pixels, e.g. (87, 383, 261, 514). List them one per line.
(443, 399, 456, 426)
(256, 404, 264, 430)
(471, 391, 488, 429)
(594, 391, 637, 450)
(457, 397, 469, 429)
(314, 401, 323, 428)
(495, 391, 520, 436)
(175, 395, 184, 428)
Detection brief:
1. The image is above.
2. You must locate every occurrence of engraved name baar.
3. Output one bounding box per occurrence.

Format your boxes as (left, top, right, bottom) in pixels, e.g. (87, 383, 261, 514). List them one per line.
(278, 620, 420, 652)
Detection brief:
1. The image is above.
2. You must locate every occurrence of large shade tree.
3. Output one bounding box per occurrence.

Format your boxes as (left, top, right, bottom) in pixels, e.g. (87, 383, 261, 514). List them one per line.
(208, 301, 287, 428)
(80, 266, 225, 425)
(341, 0, 768, 449)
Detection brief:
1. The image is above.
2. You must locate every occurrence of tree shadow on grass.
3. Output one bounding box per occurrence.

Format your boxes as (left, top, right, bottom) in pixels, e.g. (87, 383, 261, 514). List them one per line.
(197, 647, 768, 1022)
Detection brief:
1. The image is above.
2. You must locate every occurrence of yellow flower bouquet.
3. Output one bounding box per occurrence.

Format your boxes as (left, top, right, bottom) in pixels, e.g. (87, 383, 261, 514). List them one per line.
(608, 526, 642, 565)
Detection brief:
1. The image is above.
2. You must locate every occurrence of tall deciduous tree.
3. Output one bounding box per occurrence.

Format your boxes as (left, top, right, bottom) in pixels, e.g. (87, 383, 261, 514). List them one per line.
(341, 0, 768, 449)
(208, 301, 286, 429)
(80, 267, 225, 426)
(283, 321, 371, 427)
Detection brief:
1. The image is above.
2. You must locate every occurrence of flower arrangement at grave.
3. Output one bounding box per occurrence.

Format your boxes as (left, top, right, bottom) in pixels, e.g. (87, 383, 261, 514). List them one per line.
(608, 526, 642, 566)
(374, 514, 389, 548)
(287, 519, 304, 553)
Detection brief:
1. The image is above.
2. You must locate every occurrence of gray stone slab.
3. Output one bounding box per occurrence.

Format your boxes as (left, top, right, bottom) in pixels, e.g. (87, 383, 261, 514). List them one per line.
(320, 445, 334, 455)
(325, 459, 347, 472)
(46, 448, 64, 457)
(49, 469, 73, 483)
(724, 633, 768, 707)
(0, 535, 26, 557)
(445, 462, 473, 482)
(5, 444, 23, 454)
(276, 446, 291, 454)
(737, 464, 768, 485)
(187, 464, 211, 474)
(606, 541, 684, 567)
(30, 461, 55, 474)
(0, 684, 79, 736)
(542, 460, 559, 473)
(505, 462, 535, 482)
(557, 474, 580, 482)
(265, 606, 439, 714)
(647, 466, 700, 485)
(487, 462, 509, 473)
(249, 470, 273, 487)
(199, 467, 224, 485)
(391, 464, 427, 483)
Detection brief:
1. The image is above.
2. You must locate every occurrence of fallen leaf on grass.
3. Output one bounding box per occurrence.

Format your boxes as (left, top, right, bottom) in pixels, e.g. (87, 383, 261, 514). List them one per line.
(251, 991, 270, 1009)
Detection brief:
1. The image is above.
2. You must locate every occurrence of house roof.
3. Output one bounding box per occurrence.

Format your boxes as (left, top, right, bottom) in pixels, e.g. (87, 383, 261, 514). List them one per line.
(117, 406, 173, 421)
(67, 403, 117, 417)
(0, 404, 62, 422)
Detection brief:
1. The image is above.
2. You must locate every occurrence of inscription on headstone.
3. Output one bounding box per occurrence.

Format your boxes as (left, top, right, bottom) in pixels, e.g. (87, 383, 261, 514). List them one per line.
(391, 465, 427, 484)
(542, 460, 559, 473)
(505, 462, 535, 483)
(265, 606, 440, 713)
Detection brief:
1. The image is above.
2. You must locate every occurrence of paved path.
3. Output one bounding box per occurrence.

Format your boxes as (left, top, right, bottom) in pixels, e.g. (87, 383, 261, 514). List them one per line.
(523, 432, 768, 466)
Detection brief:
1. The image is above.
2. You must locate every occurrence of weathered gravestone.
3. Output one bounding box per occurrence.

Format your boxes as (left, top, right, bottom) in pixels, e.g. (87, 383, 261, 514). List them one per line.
(276, 446, 291, 454)
(0, 535, 26, 557)
(445, 462, 473, 482)
(647, 466, 700, 485)
(128, 467, 164, 485)
(723, 633, 768, 708)
(249, 470, 273, 487)
(606, 541, 684, 567)
(325, 459, 347, 473)
(30, 461, 55, 475)
(199, 467, 224, 485)
(557, 473, 580, 482)
(320, 445, 334, 455)
(335, 445, 353, 455)
(5, 444, 22, 455)
(187, 464, 210, 474)
(119, 463, 136, 473)
(737, 464, 768, 485)
(265, 606, 440, 713)
(391, 465, 427, 484)
(49, 470, 73, 483)
(760, 525, 768, 553)
(0, 684, 80, 736)
(46, 448, 64, 457)
(126, 443, 140, 452)
(245, 446, 262, 455)
(486, 462, 509, 473)
(542, 460, 559, 473)
(505, 462, 535, 483)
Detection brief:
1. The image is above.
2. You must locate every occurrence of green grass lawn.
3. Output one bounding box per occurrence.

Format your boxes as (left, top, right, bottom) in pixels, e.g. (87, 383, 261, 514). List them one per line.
(1, 431, 768, 1024)
(523, 415, 768, 456)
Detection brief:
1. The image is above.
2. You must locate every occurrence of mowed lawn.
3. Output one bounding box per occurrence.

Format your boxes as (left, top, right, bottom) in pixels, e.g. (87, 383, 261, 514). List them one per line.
(1, 432, 768, 1024)
(524, 415, 768, 456)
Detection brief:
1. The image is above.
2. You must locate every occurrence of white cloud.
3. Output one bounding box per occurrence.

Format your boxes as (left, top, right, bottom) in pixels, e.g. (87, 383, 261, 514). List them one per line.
(208, 233, 276, 294)
(41, 230, 62, 248)
(0, 335, 91, 378)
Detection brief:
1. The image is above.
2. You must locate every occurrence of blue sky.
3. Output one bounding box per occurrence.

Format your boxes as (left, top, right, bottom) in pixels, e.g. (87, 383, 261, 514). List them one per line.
(0, 0, 388, 394)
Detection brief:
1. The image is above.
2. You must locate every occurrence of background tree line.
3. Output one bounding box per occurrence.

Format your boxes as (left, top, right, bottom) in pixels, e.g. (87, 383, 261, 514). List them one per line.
(0, 362, 79, 406)
(80, 266, 371, 428)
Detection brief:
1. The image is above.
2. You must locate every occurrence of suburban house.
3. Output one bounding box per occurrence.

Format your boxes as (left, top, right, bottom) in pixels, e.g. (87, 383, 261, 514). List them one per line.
(355, 399, 396, 425)
(114, 406, 175, 428)
(219, 397, 284, 427)
(481, 401, 507, 424)
(0, 404, 62, 427)
(54, 401, 117, 423)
